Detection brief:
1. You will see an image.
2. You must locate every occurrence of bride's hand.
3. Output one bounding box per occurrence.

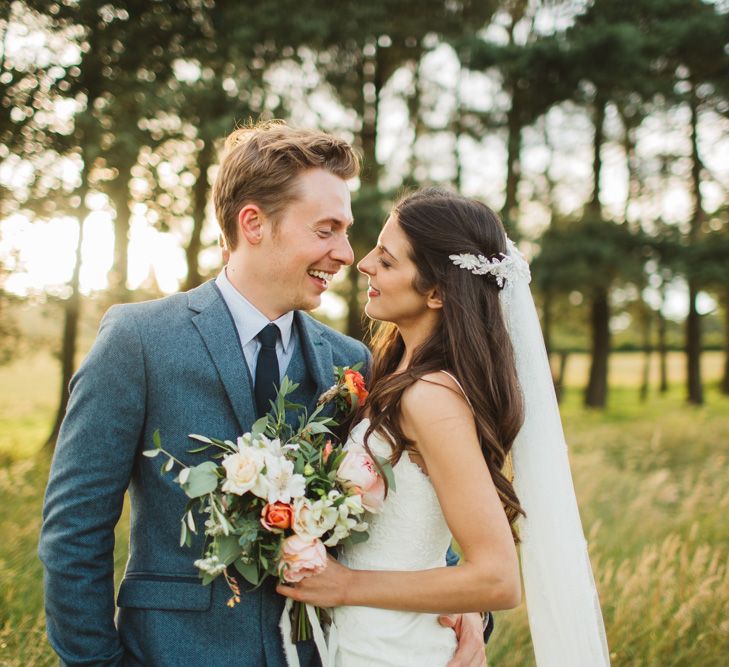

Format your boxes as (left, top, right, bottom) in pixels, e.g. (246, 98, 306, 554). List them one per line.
(276, 554, 352, 608)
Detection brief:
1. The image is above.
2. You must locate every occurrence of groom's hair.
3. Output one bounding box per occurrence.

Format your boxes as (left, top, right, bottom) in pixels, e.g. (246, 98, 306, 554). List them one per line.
(214, 120, 360, 250)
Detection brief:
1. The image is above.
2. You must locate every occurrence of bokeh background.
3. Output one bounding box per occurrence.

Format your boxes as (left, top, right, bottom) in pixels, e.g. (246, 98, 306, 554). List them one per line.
(1, 1, 728, 665)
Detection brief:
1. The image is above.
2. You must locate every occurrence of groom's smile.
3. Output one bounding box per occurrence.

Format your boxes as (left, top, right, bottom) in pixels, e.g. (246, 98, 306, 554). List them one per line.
(307, 268, 337, 290)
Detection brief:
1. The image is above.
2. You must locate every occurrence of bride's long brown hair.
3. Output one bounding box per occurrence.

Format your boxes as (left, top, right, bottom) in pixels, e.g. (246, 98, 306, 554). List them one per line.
(361, 188, 525, 537)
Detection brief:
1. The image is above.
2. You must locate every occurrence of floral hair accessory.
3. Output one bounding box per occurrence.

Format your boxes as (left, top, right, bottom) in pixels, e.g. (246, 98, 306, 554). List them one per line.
(449, 238, 530, 288)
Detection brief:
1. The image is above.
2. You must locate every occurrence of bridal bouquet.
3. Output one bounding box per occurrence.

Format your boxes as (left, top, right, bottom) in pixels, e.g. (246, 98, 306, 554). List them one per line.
(144, 365, 391, 643)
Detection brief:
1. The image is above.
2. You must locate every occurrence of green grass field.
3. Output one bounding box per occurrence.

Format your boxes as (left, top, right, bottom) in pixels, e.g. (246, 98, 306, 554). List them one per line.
(1, 350, 727, 666)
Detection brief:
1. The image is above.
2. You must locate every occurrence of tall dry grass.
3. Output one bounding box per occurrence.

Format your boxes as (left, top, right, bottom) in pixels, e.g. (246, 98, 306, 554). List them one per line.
(487, 385, 729, 666)
(1, 351, 727, 665)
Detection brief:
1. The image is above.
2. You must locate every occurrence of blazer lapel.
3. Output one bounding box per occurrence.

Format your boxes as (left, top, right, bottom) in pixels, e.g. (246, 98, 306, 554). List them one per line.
(188, 282, 255, 434)
(294, 311, 335, 412)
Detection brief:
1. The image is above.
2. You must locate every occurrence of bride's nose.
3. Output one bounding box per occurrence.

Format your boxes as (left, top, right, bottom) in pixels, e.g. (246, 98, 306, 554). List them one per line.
(357, 250, 375, 276)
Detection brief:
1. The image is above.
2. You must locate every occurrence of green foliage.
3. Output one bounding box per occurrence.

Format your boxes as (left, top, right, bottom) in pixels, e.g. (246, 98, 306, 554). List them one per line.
(534, 218, 648, 296)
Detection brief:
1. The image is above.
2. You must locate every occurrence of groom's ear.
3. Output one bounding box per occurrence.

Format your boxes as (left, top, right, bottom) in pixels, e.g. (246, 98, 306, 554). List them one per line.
(426, 287, 443, 310)
(238, 204, 265, 246)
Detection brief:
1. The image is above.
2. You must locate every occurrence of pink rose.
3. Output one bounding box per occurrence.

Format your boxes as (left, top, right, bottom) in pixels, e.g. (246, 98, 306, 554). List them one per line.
(337, 445, 386, 513)
(278, 535, 328, 583)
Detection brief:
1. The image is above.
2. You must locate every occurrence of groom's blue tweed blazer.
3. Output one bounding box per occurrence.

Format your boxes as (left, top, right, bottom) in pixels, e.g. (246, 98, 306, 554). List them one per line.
(39, 281, 370, 667)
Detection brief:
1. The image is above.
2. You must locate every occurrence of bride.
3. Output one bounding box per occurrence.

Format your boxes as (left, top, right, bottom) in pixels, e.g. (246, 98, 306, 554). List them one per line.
(278, 188, 610, 667)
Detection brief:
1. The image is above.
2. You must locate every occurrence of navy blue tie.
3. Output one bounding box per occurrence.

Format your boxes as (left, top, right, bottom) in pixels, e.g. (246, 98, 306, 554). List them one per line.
(254, 324, 280, 418)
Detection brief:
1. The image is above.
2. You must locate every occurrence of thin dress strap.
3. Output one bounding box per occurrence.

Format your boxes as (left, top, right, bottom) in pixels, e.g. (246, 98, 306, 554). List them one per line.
(438, 370, 475, 414)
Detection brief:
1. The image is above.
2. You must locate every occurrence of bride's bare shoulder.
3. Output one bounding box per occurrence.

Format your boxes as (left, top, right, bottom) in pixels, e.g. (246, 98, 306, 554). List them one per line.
(400, 372, 471, 424)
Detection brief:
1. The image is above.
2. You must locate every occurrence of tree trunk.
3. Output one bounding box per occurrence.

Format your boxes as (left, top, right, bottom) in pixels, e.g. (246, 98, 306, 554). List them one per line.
(686, 279, 703, 404)
(502, 91, 522, 237)
(584, 96, 609, 409)
(346, 41, 382, 341)
(686, 84, 704, 405)
(722, 291, 729, 395)
(588, 98, 606, 218)
(108, 158, 133, 303)
(585, 287, 610, 408)
(358, 41, 382, 189)
(452, 60, 464, 192)
(640, 304, 652, 402)
(406, 59, 423, 184)
(658, 285, 669, 393)
(554, 351, 569, 405)
(46, 187, 89, 448)
(184, 139, 213, 292)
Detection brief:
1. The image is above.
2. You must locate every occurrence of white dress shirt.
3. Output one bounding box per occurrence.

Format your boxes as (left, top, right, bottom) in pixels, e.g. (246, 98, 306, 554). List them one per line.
(215, 268, 296, 382)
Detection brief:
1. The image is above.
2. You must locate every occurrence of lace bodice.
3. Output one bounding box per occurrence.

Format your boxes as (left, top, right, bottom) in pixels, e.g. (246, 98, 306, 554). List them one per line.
(339, 418, 453, 572)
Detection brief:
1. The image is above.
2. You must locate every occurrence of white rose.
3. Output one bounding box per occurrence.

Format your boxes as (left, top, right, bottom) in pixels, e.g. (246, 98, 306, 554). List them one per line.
(221, 447, 265, 496)
(293, 497, 338, 539)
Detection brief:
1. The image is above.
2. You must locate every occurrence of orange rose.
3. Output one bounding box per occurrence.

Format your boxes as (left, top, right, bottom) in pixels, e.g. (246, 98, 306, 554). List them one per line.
(260, 501, 294, 531)
(343, 369, 368, 406)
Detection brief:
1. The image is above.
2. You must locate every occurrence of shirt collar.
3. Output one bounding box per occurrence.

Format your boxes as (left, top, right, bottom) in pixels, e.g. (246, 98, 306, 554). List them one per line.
(215, 268, 294, 352)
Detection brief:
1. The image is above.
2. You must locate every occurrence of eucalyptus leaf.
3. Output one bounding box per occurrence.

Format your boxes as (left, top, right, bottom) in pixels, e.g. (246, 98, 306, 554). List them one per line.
(252, 417, 269, 436)
(306, 422, 332, 435)
(234, 558, 260, 586)
(347, 529, 370, 545)
(182, 461, 219, 498)
(376, 455, 396, 492)
(187, 445, 212, 454)
(179, 521, 187, 548)
(164, 457, 175, 473)
(142, 449, 160, 458)
(186, 511, 196, 533)
(216, 534, 242, 565)
(152, 429, 162, 448)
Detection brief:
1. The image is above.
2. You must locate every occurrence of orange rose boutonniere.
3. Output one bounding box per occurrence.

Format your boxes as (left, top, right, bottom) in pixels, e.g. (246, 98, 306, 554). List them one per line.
(342, 368, 368, 408)
(317, 363, 369, 415)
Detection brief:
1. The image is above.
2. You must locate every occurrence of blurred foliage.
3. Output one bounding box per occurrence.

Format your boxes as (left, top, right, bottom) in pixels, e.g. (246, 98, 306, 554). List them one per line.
(0, 0, 728, 407)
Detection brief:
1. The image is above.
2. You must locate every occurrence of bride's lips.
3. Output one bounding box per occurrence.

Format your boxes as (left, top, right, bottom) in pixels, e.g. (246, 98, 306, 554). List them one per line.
(368, 284, 380, 298)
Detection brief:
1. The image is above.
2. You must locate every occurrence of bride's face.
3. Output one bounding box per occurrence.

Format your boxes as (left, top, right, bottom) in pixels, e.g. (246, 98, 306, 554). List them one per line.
(357, 215, 435, 329)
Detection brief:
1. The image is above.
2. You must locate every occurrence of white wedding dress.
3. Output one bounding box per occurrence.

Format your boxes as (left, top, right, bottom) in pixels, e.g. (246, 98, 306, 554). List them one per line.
(331, 418, 458, 667)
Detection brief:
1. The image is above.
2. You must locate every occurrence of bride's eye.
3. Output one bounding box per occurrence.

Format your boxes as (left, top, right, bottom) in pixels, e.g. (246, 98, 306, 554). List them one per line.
(378, 257, 391, 268)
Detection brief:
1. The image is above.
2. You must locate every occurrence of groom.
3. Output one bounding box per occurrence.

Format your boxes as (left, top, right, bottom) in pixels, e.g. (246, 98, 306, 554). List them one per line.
(39, 121, 488, 666)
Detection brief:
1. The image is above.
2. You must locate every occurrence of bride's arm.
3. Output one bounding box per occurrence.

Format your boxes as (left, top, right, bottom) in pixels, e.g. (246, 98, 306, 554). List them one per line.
(277, 375, 521, 614)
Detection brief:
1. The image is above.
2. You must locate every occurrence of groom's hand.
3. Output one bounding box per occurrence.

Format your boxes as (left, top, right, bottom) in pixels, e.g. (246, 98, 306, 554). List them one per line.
(439, 613, 487, 667)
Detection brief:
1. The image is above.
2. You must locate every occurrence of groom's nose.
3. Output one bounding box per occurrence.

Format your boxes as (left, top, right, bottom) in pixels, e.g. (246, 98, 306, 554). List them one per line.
(331, 233, 355, 266)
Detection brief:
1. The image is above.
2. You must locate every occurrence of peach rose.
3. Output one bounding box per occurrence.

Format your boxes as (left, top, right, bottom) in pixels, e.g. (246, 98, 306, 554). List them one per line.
(278, 534, 328, 583)
(261, 501, 294, 531)
(337, 445, 386, 513)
